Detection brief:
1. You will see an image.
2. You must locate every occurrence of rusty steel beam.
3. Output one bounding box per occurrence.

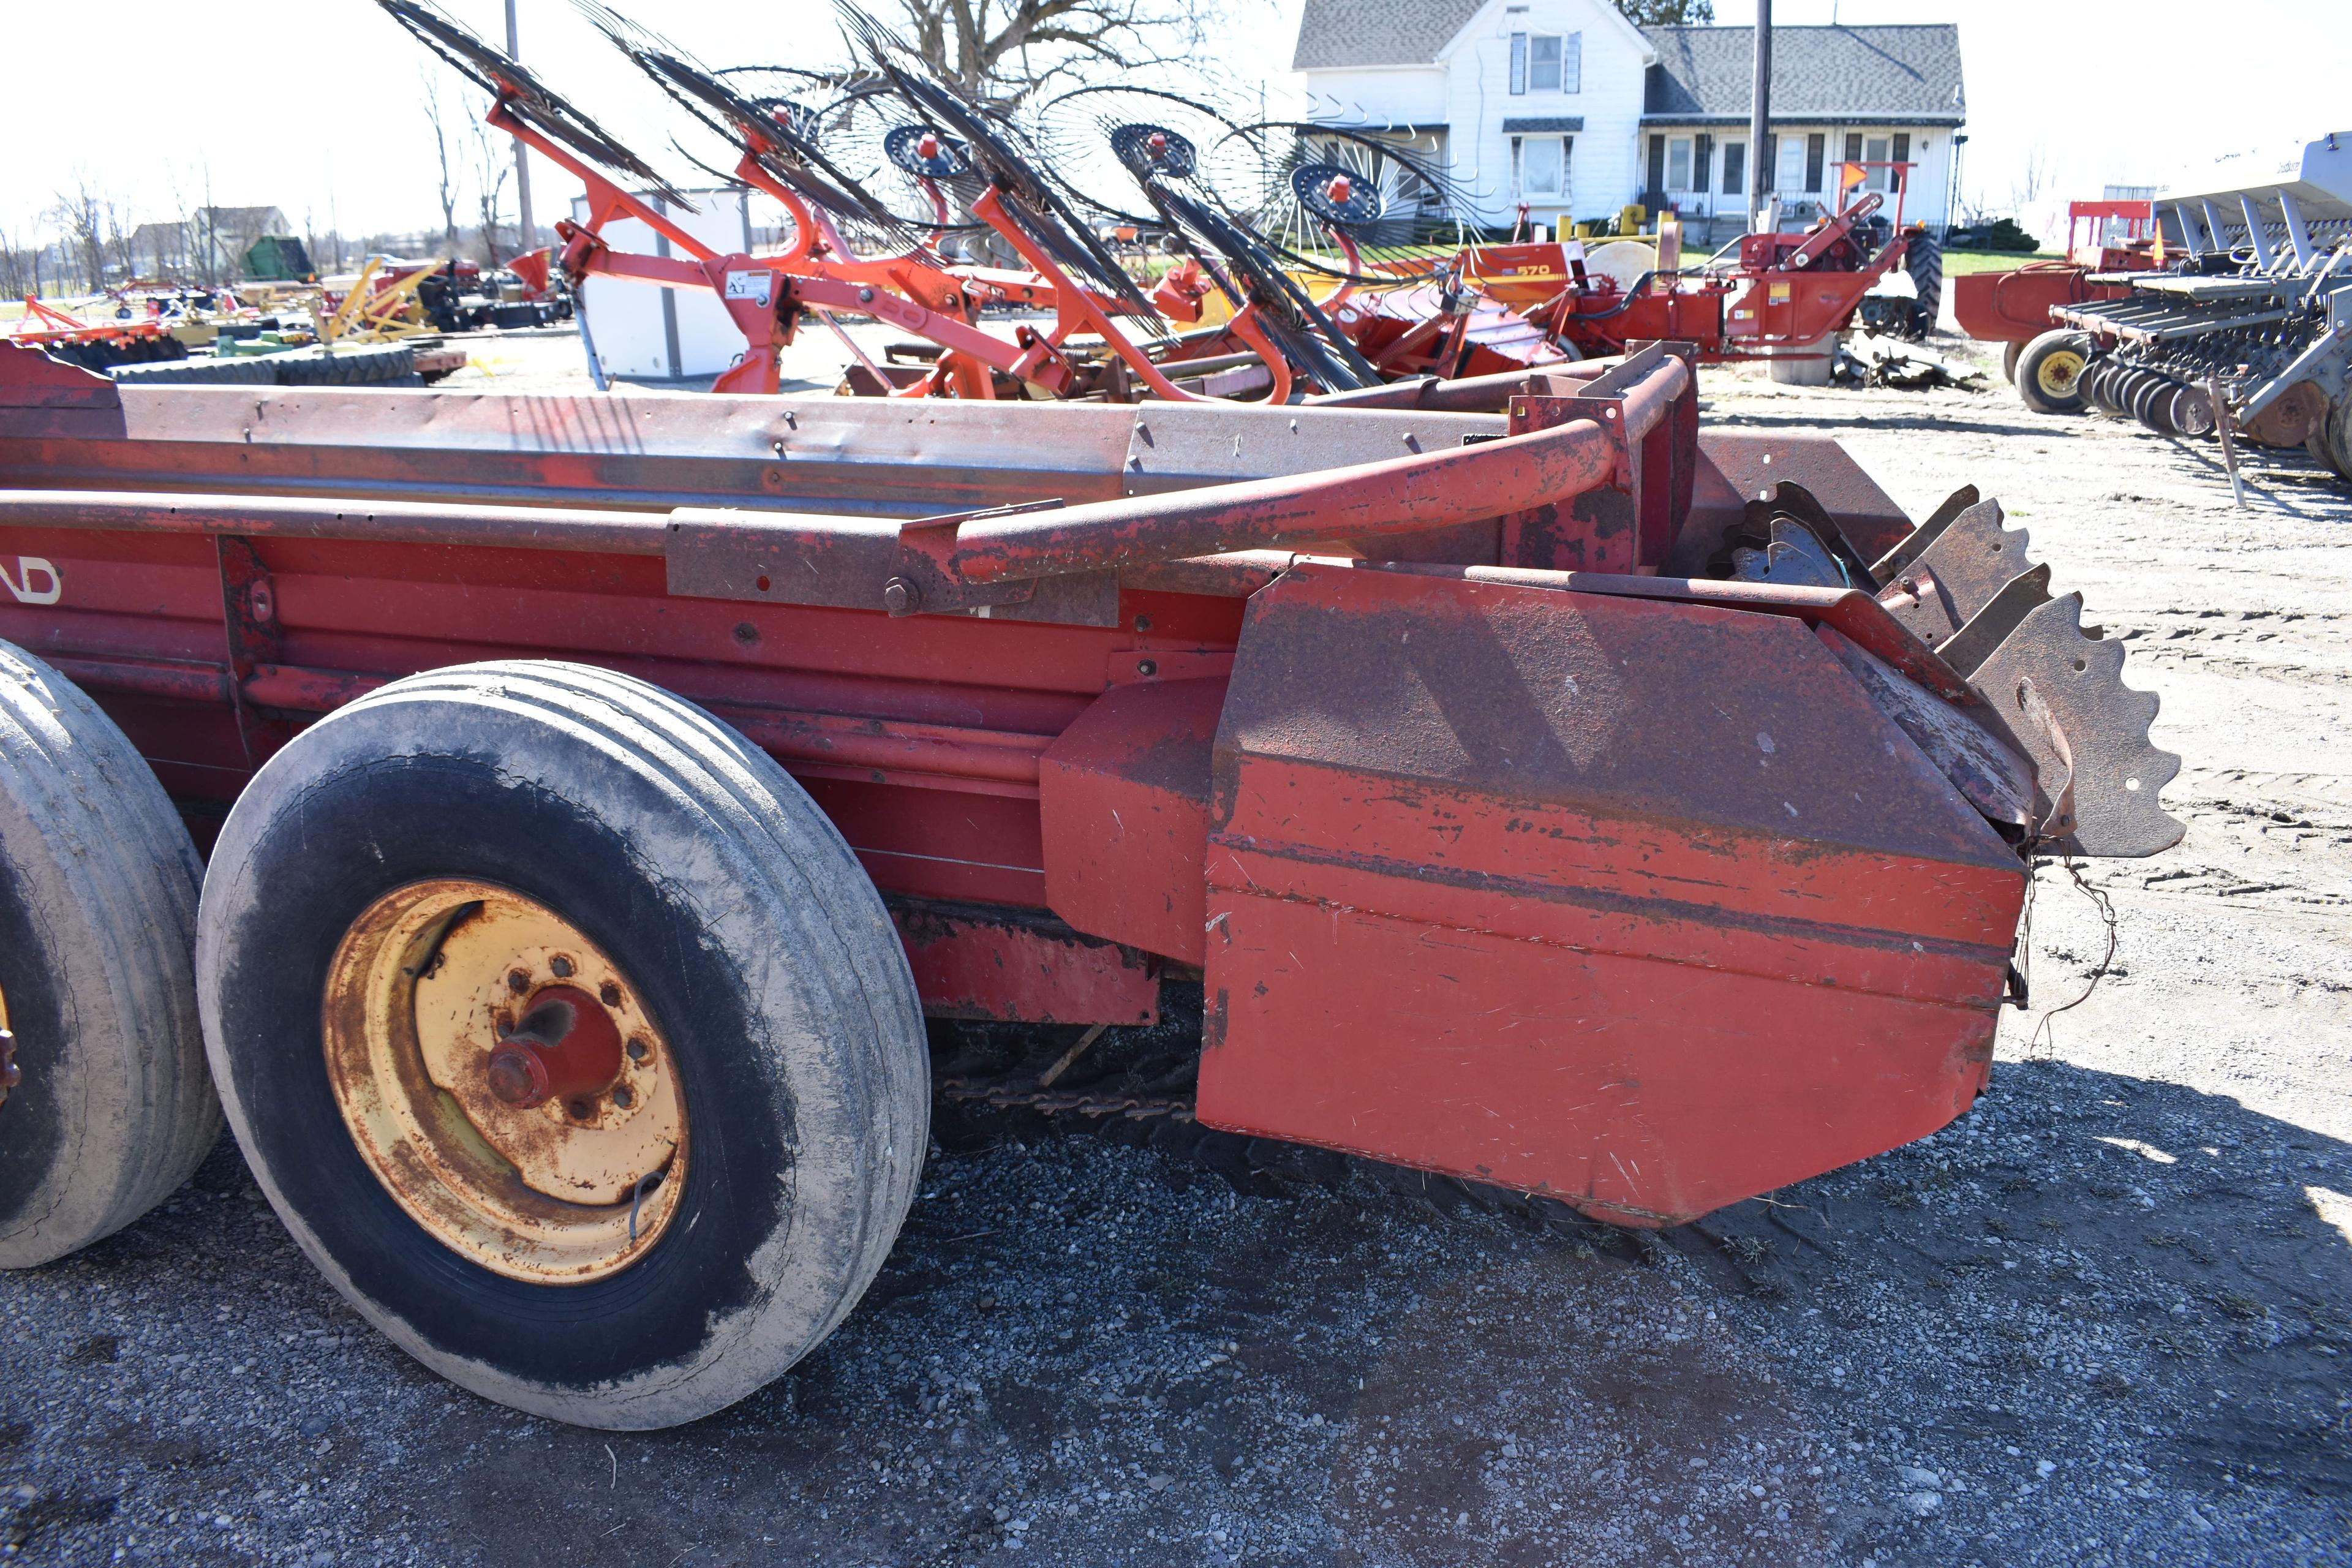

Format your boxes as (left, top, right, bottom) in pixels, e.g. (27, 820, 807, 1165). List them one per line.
(885, 402, 1628, 606)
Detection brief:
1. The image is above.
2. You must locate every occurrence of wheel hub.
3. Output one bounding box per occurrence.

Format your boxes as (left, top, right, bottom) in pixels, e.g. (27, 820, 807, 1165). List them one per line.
(322, 880, 687, 1283)
(484, 985, 624, 1112)
(2040, 349, 2085, 398)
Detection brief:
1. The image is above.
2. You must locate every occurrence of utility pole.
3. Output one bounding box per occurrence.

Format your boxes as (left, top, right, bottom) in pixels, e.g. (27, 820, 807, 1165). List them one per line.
(507, 0, 536, 252)
(1747, 0, 1771, 230)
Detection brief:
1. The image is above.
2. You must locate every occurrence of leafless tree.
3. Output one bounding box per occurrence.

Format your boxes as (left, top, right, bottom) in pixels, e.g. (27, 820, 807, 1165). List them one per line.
(888, 0, 1245, 105)
(47, 181, 111, 292)
(0, 222, 34, 299)
(422, 70, 465, 258)
(470, 121, 514, 265)
(2009, 144, 2050, 215)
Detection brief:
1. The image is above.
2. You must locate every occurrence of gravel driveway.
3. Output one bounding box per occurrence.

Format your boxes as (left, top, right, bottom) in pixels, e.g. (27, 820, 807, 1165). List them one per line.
(4, 338, 2348, 1567)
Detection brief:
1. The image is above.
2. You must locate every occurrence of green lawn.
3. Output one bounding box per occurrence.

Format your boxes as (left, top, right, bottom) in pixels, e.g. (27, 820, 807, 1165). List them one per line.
(1941, 249, 2065, 276)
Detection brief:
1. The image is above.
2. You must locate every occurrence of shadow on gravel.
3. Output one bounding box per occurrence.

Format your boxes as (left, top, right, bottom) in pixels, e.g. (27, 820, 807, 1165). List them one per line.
(4, 1058, 2346, 1567)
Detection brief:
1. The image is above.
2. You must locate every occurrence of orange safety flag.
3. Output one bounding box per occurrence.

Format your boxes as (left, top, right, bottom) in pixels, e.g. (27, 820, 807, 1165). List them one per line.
(1839, 162, 1869, 190)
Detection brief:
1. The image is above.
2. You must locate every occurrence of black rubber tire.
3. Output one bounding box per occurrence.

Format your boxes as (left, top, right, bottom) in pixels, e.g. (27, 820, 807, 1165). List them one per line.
(1902, 232, 1942, 339)
(195, 660, 929, 1429)
(2015, 329, 2093, 416)
(109, 355, 279, 386)
(273, 344, 415, 387)
(2000, 340, 2024, 384)
(0, 641, 218, 1270)
(2312, 394, 2352, 481)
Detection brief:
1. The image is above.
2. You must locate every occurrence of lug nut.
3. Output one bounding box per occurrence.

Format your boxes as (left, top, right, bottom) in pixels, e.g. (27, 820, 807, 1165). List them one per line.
(551, 956, 575, 978)
(507, 969, 529, 993)
(600, 981, 623, 1007)
(626, 1037, 650, 1062)
(612, 1086, 635, 1109)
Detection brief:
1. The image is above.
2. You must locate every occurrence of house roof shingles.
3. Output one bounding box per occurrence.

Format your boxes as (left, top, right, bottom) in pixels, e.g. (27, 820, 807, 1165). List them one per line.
(1641, 24, 1964, 125)
(1292, 0, 1483, 70)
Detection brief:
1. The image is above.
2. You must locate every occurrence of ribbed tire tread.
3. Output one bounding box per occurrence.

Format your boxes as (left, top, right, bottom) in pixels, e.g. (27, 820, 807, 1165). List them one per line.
(0, 640, 217, 1268)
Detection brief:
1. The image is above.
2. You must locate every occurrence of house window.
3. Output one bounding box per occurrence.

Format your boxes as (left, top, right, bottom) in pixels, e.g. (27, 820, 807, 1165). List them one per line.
(1866, 135, 1891, 190)
(1694, 134, 1713, 193)
(1805, 134, 1826, 193)
(1721, 140, 1745, 197)
(1891, 133, 1910, 193)
(1667, 137, 1692, 192)
(1513, 135, 1568, 200)
(1776, 134, 1805, 195)
(1509, 32, 1577, 94)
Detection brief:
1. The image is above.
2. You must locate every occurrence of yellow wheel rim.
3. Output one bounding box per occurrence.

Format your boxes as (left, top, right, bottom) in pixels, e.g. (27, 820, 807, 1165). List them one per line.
(322, 880, 687, 1284)
(2038, 350, 2086, 399)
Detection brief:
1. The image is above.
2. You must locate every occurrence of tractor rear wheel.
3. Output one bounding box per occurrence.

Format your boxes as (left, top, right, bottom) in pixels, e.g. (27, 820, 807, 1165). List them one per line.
(195, 660, 928, 1429)
(1901, 230, 1942, 340)
(0, 641, 218, 1270)
(2015, 330, 2093, 416)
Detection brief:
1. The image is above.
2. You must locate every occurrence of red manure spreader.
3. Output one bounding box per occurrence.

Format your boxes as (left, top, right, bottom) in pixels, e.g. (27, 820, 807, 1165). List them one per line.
(0, 314, 2177, 1430)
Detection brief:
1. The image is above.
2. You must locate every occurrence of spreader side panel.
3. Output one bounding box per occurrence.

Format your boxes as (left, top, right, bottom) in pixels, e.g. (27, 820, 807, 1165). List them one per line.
(1194, 564, 2028, 1226)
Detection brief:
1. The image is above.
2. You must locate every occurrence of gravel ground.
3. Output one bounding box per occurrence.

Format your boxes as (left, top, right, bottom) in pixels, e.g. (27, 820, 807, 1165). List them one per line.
(4, 330, 2350, 1568)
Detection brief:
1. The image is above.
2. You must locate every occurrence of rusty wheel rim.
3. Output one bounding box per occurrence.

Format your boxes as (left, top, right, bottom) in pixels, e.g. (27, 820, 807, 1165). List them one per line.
(2038, 349, 2086, 399)
(322, 880, 687, 1283)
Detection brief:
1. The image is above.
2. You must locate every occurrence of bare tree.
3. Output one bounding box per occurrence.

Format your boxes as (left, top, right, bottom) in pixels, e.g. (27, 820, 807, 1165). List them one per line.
(470, 121, 514, 265)
(0, 221, 33, 300)
(422, 70, 464, 258)
(104, 201, 138, 284)
(2009, 144, 2050, 214)
(888, 0, 1239, 105)
(47, 180, 110, 292)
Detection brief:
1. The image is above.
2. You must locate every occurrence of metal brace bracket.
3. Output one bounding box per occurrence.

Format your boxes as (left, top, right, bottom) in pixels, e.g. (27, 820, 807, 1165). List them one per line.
(216, 535, 292, 763)
(1498, 340, 1696, 572)
(884, 499, 1066, 616)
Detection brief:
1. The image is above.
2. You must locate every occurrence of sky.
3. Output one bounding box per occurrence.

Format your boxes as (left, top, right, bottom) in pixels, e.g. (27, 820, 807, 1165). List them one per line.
(0, 0, 2343, 251)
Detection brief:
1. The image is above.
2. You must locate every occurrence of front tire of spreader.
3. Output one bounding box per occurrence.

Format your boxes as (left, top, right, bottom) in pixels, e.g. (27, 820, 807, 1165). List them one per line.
(195, 660, 929, 1430)
(0, 640, 219, 1270)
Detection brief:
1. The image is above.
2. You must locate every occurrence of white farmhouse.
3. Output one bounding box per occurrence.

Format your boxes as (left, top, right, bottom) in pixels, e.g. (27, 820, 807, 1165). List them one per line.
(1291, 0, 1966, 238)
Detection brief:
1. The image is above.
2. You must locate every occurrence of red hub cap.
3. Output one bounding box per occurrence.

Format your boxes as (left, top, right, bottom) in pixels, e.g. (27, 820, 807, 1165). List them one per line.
(484, 985, 623, 1114)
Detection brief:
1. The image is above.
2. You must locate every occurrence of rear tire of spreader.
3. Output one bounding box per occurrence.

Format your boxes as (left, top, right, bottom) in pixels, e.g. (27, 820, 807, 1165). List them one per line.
(2014, 329, 2091, 416)
(2000, 339, 2024, 385)
(195, 660, 930, 1429)
(0, 640, 219, 1270)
